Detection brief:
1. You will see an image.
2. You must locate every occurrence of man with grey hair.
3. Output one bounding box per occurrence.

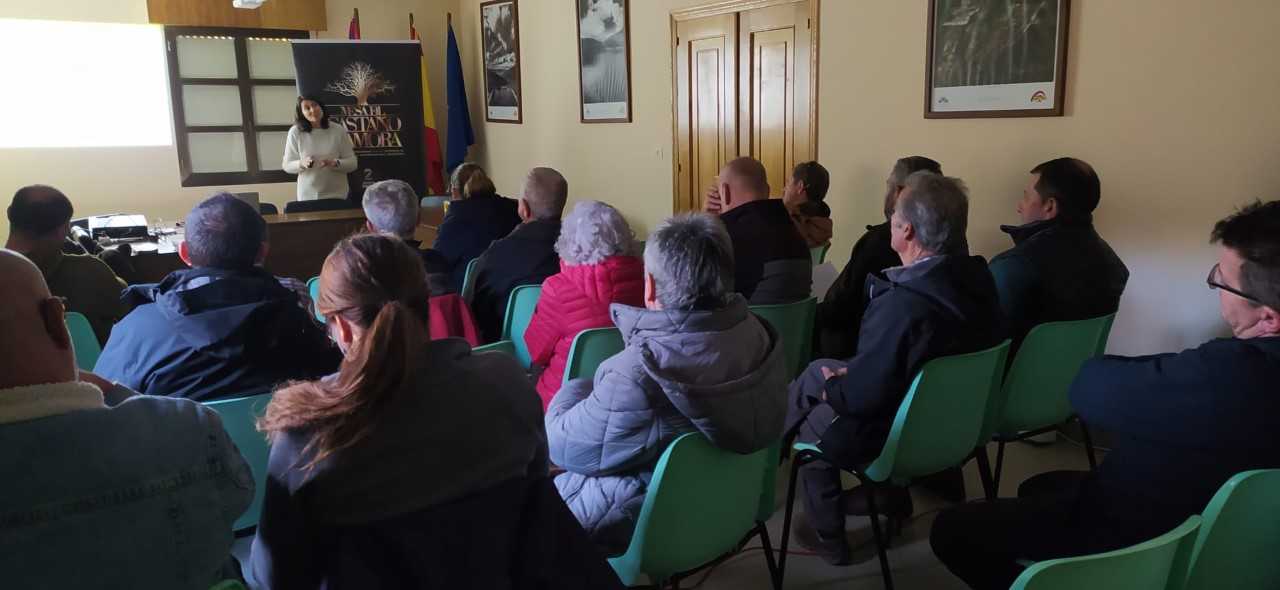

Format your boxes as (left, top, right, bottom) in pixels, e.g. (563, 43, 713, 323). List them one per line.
(471, 166, 570, 342)
(546, 212, 787, 554)
(783, 171, 1004, 565)
(362, 179, 420, 240)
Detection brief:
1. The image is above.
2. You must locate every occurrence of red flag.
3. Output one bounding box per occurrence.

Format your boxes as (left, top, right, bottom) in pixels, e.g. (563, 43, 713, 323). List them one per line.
(348, 8, 361, 40)
(411, 13, 445, 194)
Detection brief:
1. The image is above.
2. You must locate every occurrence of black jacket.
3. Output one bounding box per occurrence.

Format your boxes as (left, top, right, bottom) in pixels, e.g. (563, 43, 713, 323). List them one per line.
(816, 222, 903, 359)
(472, 219, 562, 343)
(817, 255, 1004, 467)
(720, 199, 812, 304)
(990, 217, 1129, 352)
(1069, 336, 1280, 543)
(429, 193, 522, 293)
(95, 267, 339, 401)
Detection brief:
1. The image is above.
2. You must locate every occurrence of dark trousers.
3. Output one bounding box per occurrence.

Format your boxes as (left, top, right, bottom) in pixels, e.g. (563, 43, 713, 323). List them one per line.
(929, 474, 1145, 590)
(786, 359, 852, 536)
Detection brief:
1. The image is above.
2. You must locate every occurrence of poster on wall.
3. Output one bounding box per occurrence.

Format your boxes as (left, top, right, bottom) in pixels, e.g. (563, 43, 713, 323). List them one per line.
(481, 0, 522, 123)
(925, 0, 1070, 118)
(576, 0, 631, 123)
(292, 40, 427, 201)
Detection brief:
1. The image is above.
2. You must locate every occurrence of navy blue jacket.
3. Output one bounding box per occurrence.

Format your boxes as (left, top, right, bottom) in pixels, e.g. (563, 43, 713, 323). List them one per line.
(429, 193, 521, 293)
(1069, 336, 1280, 541)
(96, 267, 340, 401)
(817, 255, 1005, 467)
(719, 199, 812, 304)
(471, 219, 562, 343)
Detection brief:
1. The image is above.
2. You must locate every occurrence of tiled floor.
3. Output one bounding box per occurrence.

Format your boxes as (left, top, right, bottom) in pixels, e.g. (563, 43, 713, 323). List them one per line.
(696, 435, 1101, 589)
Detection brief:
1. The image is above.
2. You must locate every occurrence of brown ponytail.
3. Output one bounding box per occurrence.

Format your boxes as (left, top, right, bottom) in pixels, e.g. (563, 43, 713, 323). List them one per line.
(463, 169, 497, 200)
(259, 234, 431, 470)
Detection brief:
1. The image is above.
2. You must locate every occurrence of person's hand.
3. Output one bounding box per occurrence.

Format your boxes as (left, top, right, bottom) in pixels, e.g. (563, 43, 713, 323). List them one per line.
(302, 156, 315, 169)
(324, 158, 340, 168)
(704, 184, 723, 214)
(79, 370, 114, 392)
(819, 366, 847, 402)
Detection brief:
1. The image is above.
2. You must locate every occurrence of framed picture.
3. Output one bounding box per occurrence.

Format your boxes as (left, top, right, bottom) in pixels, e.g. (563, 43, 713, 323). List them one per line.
(576, 0, 632, 123)
(481, 0, 522, 123)
(925, 0, 1070, 118)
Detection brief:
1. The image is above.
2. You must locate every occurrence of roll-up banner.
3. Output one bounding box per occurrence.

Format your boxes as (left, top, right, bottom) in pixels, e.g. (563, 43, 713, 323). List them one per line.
(292, 40, 426, 202)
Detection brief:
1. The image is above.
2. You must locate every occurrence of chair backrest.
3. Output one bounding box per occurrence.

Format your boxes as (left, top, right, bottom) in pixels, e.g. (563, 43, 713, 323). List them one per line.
(204, 393, 273, 531)
(749, 297, 817, 379)
(460, 258, 480, 304)
(420, 195, 449, 208)
(810, 243, 830, 266)
(283, 198, 356, 214)
(991, 313, 1116, 438)
(1012, 516, 1202, 590)
(609, 433, 768, 585)
(865, 340, 1010, 484)
(307, 276, 322, 322)
(209, 581, 248, 590)
(258, 202, 279, 216)
(501, 284, 542, 368)
(562, 328, 624, 385)
(64, 312, 102, 372)
(1177, 469, 1280, 590)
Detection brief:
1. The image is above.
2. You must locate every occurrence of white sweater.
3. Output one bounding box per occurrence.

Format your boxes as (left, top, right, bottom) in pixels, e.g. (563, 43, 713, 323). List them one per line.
(282, 124, 358, 201)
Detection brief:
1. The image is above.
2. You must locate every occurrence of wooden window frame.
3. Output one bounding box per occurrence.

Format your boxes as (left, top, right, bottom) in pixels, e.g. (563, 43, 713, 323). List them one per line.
(164, 26, 309, 187)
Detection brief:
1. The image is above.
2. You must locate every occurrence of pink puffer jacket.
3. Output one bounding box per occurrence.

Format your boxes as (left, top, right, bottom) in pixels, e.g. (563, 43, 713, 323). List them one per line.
(524, 256, 645, 409)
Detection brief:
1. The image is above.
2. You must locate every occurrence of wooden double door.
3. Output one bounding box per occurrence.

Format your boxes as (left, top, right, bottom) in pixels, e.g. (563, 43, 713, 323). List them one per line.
(673, 1, 817, 213)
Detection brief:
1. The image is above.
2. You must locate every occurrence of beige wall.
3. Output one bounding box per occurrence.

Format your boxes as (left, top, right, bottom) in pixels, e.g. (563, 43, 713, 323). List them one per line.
(0, 0, 453, 245)
(454, 0, 1280, 355)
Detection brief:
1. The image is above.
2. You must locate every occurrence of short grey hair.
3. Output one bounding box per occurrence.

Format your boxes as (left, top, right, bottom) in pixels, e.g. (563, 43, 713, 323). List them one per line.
(897, 171, 969, 255)
(449, 162, 483, 195)
(522, 167, 569, 220)
(643, 213, 735, 311)
(555, 200, 638, 265)
(362, 179, 419, 238)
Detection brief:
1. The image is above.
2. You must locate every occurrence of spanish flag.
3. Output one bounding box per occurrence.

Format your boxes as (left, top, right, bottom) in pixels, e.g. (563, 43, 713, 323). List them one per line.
(347, 8, 360, 40)
(411, 13, 445, 194)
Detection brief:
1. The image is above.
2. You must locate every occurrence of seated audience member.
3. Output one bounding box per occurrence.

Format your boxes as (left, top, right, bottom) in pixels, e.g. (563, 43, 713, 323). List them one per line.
(95, 193, 339, 401)
(471, 167, 568, 342)
(546, 213, 788, 555)
(817, 156, 942, 359)
(931, 200, 1280, 590)
(361, 179, 436, 276)
(0, 249, 251, 588)
(5, 184, 126, 344)
(783, 161, 834, 249)
(250, 234, 569, 588)
(785, 172, 1003, 565)
(524, 200, 644, 410)
(705, 157, 812, 304)
(991, 157, 1129, 351)
(431, 164, 522, 292)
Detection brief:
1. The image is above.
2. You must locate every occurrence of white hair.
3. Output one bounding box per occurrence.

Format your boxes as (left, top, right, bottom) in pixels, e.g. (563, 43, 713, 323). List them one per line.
(362, 180, 419, 238)
(555, 200, 637, 265)
(643, 213, 735, 310)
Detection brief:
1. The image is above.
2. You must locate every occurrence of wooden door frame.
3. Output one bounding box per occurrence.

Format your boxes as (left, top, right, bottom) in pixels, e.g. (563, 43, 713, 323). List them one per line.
(670, 0, 820, 213)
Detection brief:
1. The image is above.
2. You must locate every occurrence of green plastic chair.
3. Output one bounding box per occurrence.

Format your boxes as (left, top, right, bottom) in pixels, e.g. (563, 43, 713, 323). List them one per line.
(307, 276, 322, 322)
(749, 297, 817, 379)
(209, 581, 247, 590)
(983, 313, 1117, 496)
(778, 340, 1011, 590)
(809, 243, 830, 266)
(1011, 516, 1202, 590)
(65, 311, 101, 371)
(561, 327, 624, 385)
(609, 433, 771, 588)
(204, 393, 272, 532)
(472, 339, 516, 356)
(473, 284, 542, 368)
(460, 258, 480, 304)
(1176, 469, 1280, 590)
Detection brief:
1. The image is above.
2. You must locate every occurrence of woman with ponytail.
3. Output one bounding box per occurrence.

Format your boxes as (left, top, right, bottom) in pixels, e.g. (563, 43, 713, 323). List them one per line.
(247, 234, 549, 589)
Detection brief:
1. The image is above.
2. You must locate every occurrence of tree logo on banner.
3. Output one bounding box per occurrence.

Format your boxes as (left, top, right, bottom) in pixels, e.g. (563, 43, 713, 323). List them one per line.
(325, 62, 397, 105)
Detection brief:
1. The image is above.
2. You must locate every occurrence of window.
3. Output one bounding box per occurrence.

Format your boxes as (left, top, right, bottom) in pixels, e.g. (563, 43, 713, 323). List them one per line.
(164, 26, 308, 187)
(0, 19, 170, 148)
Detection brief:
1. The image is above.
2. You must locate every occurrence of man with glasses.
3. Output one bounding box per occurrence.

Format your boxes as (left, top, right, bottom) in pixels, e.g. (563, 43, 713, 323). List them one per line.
(931, 200, 1280, 590)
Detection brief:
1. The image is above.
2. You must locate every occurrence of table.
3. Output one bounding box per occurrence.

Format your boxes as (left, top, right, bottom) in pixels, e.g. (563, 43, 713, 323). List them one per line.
(130, 208, 444, 284)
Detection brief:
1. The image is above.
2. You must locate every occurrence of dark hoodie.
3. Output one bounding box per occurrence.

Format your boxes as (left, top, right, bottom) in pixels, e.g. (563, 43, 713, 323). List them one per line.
(95, 267, 340, 401)
(817, 255, 1004, 467)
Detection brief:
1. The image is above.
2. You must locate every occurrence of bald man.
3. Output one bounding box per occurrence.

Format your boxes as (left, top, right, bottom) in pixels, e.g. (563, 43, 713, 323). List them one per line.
(0, 249, 252, 587)
(471, 166, 568, 342)
(705, 157, 811, 304)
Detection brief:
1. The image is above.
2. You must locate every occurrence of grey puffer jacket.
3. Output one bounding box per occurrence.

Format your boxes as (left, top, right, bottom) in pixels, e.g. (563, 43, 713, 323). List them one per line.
(546, 294, 788, 555)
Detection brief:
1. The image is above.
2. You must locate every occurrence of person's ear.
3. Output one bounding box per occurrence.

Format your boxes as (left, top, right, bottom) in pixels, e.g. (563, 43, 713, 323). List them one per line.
(1043, 196, 1059, 219)
(643, 272, 659, 309)
(178, 241, 193, 267)
(366, 220, 377, 234)
(41, 298, 71, 352)
(257, 242, 270, 266)
(721, 183, 733, 208)
(902, 221, 916, 243)
(517, 199, 531, 222)
(332, 313, 356, 352)
(1258, 305, 1280, 337)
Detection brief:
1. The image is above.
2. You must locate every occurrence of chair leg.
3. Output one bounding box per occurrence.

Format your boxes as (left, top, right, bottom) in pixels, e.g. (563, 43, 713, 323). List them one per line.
(776, 455, 805, 589)
(756, 523, 782, 590)
(975, 446, 996, 501)
(993, 440, 1007, 494)
(1079, 421, 1099, 470)
(863, 482, 896, 590)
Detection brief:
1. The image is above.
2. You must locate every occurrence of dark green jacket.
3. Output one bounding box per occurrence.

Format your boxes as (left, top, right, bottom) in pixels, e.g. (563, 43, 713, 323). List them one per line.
(27, 247, 127, 345)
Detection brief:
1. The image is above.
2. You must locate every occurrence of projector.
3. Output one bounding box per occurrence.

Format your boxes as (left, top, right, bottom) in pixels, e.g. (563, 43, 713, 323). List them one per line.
(233, 0, 267, 8)
(88, 214, 149, 241)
